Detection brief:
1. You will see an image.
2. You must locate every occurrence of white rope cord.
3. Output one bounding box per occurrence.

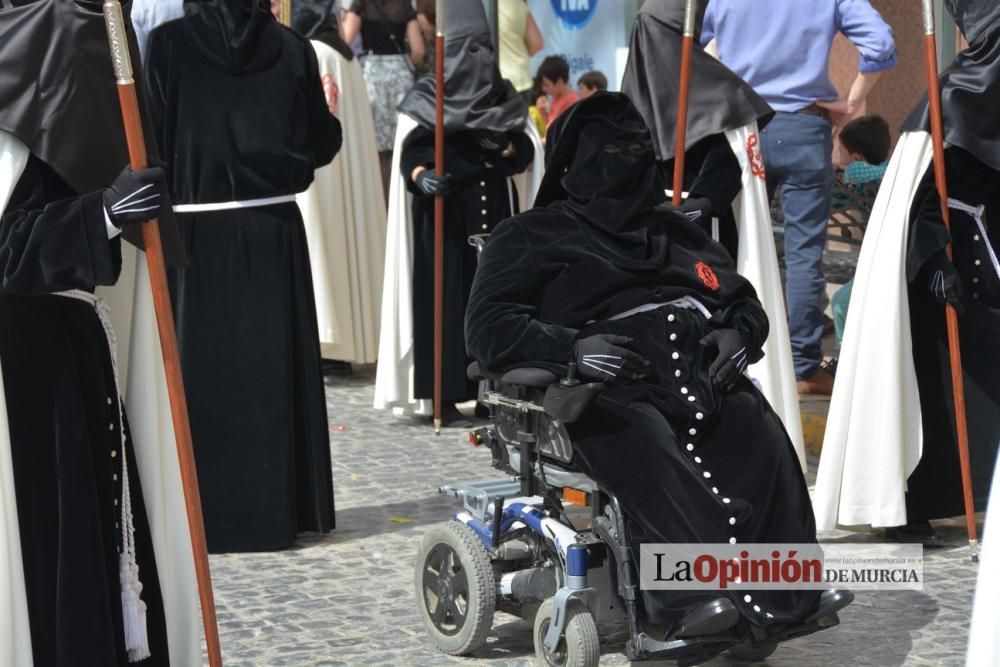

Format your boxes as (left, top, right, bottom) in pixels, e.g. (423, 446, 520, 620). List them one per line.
(948, 198, 1000, 284)
(55, 290, 150, 661)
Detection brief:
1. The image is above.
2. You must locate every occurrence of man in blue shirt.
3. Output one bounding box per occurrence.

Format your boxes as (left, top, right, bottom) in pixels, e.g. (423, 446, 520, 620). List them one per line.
(702, 0, 897, 394)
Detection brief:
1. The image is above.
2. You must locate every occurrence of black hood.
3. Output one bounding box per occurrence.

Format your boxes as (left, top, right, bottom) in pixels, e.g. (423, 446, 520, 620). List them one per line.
(397, 0, 525, 133)
(621, 0, 773, 162)
(292, 0, 354, 60)
(902, 0, 1000, 170)
(183, 0, 282, 72)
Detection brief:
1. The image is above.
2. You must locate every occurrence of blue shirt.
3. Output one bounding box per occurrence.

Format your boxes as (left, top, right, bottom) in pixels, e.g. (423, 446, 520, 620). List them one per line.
(702, 0, 897, 113)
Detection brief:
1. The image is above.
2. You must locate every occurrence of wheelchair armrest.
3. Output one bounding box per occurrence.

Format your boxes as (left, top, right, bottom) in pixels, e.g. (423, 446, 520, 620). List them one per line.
(467, 362, 562, 388)
(542, 381, 604, 424)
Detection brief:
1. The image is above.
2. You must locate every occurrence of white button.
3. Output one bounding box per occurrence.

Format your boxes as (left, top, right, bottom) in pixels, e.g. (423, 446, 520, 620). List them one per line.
(482, 224, 488, 230)
(703, 471, 711, 479)
(672, 352, 680, 360)
(974, 292, 980, 299)
(723, 497, 731, 504)
(113, 474, 118, 481)
(974, 234, 981, 241)
(114, 498, 119, 506)
(681, 387, 689, 394)
(686, 443, 694, 452)
(694, 456, 702, 463)
(729, 537, 737, 544)
(480, 181, 486, 187)
(696, 412, 704, 420)
(766, 613, 774, 619)
(689, 428, 697, 435)
(674, 370, 682, 377)
(729, 517, 736, 525)
(712, 486, 719, 494)
(744, 594, 752, 603)
(976, 259, 982, 266)
(111, 450, 118, 458)
(481, 209, 488, 215)
(670, 333, 677, 341)
(108, 423, 115, 431)
(107, 397, 113, 405)
(753, 605, 761, 613)
(973, 278, 980, 283)
(688, 396, 696, 402)
(668, 314, 675, 322)
(481, 195, 487, 201)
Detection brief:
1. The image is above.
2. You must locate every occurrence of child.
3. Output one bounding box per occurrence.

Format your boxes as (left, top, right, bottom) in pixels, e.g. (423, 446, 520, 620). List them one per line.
(536, 55, 578, 128)
(528, 75, 547, 138)
(577, 70, 608, 98)
(831, 114, 892, 348)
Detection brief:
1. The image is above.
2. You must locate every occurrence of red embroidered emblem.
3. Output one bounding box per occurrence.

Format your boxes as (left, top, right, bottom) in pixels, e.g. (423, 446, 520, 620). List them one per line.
(321, 74, 340, 116)
(746, 133, 766, 180)
(696, 262, 720, 291)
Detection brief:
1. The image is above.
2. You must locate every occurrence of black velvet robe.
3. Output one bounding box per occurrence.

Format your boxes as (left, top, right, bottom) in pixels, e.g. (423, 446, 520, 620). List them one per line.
(659, 133, 743, 260)
(466, 203, 820, 630)
(0, 156, 169, 665)
(146, 19, 342, 552)
(401, 128, 534, 403)
(905, 147, 1000, 520)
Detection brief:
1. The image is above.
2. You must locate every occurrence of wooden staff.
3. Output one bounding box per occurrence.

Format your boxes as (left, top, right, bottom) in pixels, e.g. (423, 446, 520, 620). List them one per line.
(433, 0, 446, 434)
(279, 0, 292, 27)
(101, 2, 225, 661)
(672, 0, 698, 207)
(920, 0, 979, 561)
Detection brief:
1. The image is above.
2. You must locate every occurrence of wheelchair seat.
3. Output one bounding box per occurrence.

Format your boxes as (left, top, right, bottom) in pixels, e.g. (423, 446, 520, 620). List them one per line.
(466, 361, 560, 388)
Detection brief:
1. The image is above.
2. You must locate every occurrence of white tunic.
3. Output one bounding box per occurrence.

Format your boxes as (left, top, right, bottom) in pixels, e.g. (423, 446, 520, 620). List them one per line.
(0, 130, 200, 666)
(967, 454, 1000, 666)
(297, 40, 386, 364)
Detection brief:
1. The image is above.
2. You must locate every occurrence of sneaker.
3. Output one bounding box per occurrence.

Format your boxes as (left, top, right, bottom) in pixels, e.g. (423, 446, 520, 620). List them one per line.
(796, 367, 835, 396)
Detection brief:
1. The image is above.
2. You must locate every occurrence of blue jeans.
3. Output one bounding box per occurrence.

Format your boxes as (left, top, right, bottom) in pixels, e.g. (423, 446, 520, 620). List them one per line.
(761, 112, 834, 379)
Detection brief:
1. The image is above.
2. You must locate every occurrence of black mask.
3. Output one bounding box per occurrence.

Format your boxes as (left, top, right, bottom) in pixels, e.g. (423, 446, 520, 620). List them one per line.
(183, 0, 281, 72)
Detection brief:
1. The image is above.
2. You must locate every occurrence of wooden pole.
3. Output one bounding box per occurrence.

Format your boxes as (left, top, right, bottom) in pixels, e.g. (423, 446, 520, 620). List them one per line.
(920, 0, 979, 562)
(101, 2, 225, 661)
(671, 0, 698, 207)
(279, 0, 292, 27)
(433, 0, 446, 435)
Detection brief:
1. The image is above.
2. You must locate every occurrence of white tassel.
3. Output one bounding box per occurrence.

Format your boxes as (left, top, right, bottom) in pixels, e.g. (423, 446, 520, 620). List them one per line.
(120, 553, 151, 662)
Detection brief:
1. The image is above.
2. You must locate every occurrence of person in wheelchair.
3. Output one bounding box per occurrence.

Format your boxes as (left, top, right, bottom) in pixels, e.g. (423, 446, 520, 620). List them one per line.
(465, 92, 850, 644)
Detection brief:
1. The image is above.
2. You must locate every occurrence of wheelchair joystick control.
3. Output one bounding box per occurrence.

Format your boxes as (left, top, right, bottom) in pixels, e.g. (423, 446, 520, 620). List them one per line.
(561, 361, 582, 387)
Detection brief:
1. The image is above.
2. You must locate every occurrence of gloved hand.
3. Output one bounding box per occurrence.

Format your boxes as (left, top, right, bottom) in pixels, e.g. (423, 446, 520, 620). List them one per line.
(700, 328, 749, 389)
(572, 334, 649, 384)
(476, 130, 509, 153)
(414, 168, 452, 197)
(925, 250, 964, 311)
(679, 196, 713, 223)
(102, 164, 170, 227)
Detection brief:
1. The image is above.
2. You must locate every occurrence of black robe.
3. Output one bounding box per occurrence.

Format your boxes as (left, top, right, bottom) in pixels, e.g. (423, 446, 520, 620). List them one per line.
(465, 203, 819, 630)
(0, 155, 169, 665)
(146, 18, 342, 552)
(400, 128, 534, 402)
(904, 147, 1000, 520)
(660, 133, 743, 260)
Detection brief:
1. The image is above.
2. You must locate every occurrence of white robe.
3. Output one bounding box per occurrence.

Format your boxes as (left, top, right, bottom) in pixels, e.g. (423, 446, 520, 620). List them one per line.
(967, 453, 1000, 666)
(373, 115, 545, 415)
(0, 131, 200, 666)
(813, 132, 932, 530)
(725, 123, 806, 470)
(297, 41, 386, 364)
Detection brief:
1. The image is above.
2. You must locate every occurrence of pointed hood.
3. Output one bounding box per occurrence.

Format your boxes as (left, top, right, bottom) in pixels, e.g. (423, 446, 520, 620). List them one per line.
(292, 0, 354, 60)
(945, 0, 1000, 48)
(397, 0, 525, 133)
(183, 0, 282, 72)
(621, 0, 773, 162)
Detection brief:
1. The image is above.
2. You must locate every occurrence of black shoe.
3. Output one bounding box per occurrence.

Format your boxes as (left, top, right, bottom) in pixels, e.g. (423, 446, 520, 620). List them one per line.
(474, 402, 491, 419)
(805, 589, 855, 623)
(321, 360, 353, 377)
(669, 598, 740, 639)
(884, 520, 943, 546)
(440, 404, 472, 429)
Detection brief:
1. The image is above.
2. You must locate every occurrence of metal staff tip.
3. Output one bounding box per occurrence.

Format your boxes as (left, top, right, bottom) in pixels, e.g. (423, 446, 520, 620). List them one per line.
(436, 0, 445, 37)
(683, 0, 699, 37)
(922, 0, 936, 35)
(103, 0, 134, 85)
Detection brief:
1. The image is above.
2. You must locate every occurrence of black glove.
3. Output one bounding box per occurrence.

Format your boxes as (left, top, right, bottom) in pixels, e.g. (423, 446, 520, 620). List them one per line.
(572, 334, 649, 384)
(679, 196, 713, 223)
(925, 250, 963, 311)
(476, 130, 509, 153)
(700, 328, 749, 389)
(102, 164, 171, 227)
(414, 169, 452, 197)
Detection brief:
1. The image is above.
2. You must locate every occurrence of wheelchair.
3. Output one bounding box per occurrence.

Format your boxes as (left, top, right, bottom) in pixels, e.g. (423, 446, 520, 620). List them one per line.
(413, 237, 851, 666)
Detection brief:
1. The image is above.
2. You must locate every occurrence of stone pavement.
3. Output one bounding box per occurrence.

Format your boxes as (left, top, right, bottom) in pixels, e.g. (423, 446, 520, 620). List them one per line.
(205, 367, 981, 666)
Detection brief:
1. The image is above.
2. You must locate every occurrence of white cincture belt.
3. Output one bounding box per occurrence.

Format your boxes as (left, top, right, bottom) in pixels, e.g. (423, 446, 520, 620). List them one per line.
(948, 198, 1000, 284)
(605, 296, 712, 323)
(172, 193, 297, 213)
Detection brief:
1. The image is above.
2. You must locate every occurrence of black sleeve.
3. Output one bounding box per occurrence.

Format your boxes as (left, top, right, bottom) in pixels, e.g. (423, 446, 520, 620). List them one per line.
(709, 293, 769, 364)
(144, 27, 170, 165)
(465, 219, 579, 369)
(686, 134, 743, 217)
(492, 131, 535, 178)
(400, 128, 435, 189)
(1, 173, 121, 295)
(304, 43, 343, 169)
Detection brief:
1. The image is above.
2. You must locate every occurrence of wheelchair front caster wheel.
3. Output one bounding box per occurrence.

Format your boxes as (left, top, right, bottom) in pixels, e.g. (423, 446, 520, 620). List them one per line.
(728, 639, 778, 661)
(533, 598, 600, 667)
(415, 521, 495, 655)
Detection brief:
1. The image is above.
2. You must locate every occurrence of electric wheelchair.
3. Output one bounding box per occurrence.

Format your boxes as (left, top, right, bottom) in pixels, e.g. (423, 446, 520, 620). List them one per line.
(413, 237, 851, 666)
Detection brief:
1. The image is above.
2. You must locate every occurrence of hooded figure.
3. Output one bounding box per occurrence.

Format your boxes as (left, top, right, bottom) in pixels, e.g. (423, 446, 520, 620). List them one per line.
(621, 0, 803, 467)
(466, 92, 829, 639)
(374, 0, 544, 423)
(145, 0, 343, 552)
(0, 0, 199, 664)
(815, 1, 1000, 543)
(292, 0, 387, 370)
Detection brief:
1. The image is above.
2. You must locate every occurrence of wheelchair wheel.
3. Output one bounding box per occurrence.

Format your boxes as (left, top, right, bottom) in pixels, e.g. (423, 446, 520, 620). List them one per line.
(728, 639, 778, 661)
(414, 521, 495, 655)
(533, 598, 600, 667)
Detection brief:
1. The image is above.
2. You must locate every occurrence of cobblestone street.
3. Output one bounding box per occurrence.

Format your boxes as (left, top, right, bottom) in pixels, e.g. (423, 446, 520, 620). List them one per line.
(206, 368, 980, 666)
